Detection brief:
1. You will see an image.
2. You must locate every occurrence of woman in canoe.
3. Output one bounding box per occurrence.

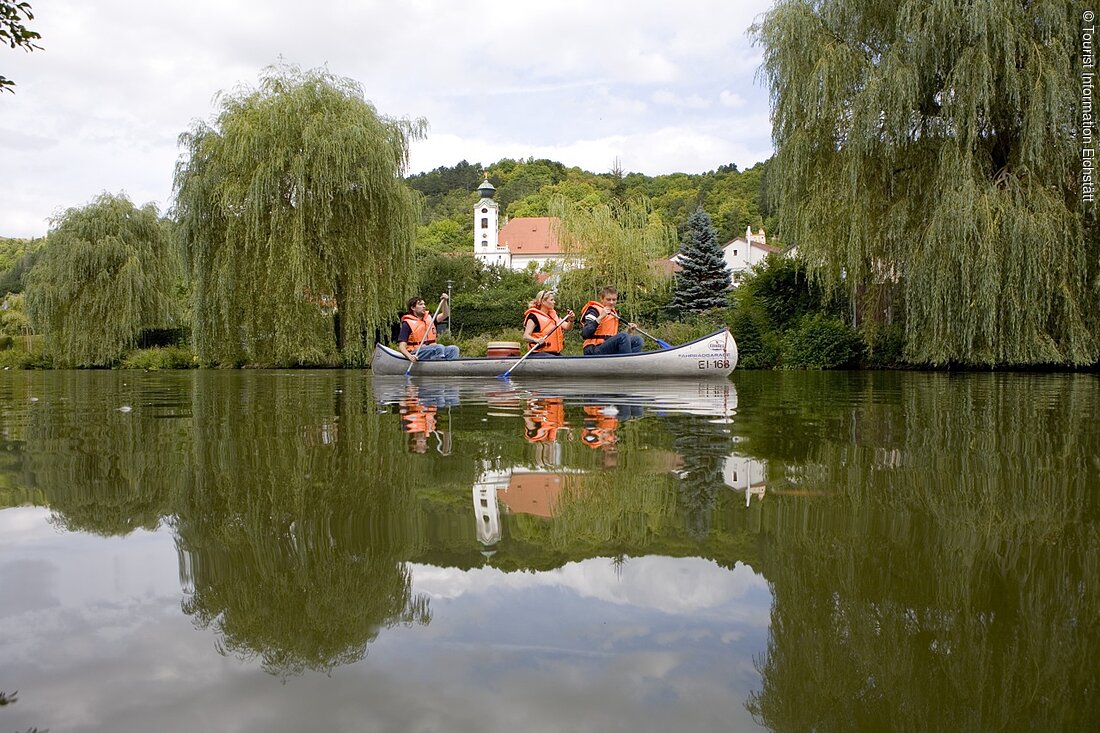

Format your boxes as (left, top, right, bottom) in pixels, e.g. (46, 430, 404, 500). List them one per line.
(522, 290, 574, 356)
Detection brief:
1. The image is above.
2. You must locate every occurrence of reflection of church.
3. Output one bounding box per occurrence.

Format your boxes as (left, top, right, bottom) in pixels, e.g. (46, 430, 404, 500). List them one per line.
(722, 453, 767, 506)
(472, 467, 581, 547)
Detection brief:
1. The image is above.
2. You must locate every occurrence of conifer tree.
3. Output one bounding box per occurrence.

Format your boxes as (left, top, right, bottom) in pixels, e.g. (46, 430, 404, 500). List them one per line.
(671, 208, 731, 313)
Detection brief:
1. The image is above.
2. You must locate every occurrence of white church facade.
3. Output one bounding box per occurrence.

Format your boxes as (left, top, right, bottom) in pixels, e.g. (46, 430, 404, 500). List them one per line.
(472, 179, 568, 272)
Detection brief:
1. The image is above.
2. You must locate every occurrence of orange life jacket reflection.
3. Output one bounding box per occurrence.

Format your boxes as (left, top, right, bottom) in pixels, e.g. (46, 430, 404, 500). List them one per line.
(524, 307, 564, 354)
(581, 300, 619, 349)
(400, 401, 437, 434)
(524, 398, 565, 443)
(581, 405, 618, 448)
(401, 313, 437, 347)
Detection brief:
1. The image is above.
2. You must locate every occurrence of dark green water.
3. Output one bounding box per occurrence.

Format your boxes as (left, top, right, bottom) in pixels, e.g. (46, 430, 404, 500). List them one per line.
(0, 370, 1096, 732)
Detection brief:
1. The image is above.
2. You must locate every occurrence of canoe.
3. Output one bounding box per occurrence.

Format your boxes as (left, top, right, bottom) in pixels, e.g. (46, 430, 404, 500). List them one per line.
(371, 328, 737, 378)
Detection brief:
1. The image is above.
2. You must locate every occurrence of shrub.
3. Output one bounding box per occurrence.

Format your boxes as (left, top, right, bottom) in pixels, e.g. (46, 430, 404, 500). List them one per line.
(120, 346, 198, 370)
(782, 313, 863, 369)
(0, 348, 53, 369)
(0, 335, 12, 350)
(861, 321, 906, 368)
(729, 306, 781, 369)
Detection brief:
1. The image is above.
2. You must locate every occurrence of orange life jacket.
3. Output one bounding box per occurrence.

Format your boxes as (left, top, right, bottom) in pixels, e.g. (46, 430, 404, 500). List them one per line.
(524, 307, 564, 354)
(524, 398, 565, 443)
(581, 300, 619, 349)
(401, 313, 437, 348)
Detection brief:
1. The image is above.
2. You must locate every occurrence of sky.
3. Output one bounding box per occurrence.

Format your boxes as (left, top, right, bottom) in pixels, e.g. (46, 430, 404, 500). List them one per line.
(0, 0, 777, 239)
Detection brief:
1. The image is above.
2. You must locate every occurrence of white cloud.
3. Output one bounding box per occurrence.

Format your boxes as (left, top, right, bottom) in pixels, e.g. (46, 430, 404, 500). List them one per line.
(411, 555, 769, 620)
(720, 90, 748, 108)
(0, 0, 776, 237)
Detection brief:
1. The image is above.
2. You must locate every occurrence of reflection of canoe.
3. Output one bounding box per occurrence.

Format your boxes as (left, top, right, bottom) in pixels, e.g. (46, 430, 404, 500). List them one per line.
(371, 328, 737, 378)
(372, 376, 738, 418)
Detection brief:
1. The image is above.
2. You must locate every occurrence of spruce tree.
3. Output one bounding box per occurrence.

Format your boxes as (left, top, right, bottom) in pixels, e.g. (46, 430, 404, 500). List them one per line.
(671, 208, 731, 313)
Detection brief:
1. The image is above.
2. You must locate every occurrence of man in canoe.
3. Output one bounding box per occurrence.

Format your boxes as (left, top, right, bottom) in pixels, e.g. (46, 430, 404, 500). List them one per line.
(579, 286, 643, 355)
(398, 294, 459, 361)
(522, 290, 574, 356)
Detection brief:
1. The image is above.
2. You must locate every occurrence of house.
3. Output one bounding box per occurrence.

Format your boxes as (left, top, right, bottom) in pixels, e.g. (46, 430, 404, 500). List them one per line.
(666, 226, 785, 287)
(472, 179, 568, 272)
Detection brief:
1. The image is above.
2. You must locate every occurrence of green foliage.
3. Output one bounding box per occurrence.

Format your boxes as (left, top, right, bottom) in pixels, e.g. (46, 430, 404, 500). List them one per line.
(729, 305, 782, 369)
(120, 345, 197, 370)
(553, 196, 675, 320)
(0, 334, 48, 368)
(0, 291, 29, 335)
(737, 254, 835, 330)
(672, 207, 732, 312)
(861, 320, 906, 369)
(414, 253, 483, 302)
(25, 193, 180, 367)
(754, 0, 1098, 367)
(174, 62, 425, 367)
(449, 266, 541, 334)
(0, 236, 45, 293)
(782, 313, 863, 369)
(0, 0, 41, 93)
(415, 218, 468, 254)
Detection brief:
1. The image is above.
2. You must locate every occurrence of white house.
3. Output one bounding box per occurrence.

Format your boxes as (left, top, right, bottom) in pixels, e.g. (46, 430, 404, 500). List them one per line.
(472, 179, 568, 272)
(668, 226, 786, 287)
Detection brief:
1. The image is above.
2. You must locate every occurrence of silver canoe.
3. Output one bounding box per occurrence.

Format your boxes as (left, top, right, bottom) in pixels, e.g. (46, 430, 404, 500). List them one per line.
(371, 328, 738, 378)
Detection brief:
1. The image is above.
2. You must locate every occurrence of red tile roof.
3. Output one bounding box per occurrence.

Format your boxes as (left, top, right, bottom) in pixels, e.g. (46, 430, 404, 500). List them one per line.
(500, 217, 562, 255)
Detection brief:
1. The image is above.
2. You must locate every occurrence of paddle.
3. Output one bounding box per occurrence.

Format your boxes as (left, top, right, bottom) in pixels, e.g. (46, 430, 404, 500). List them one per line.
(499, 314, 570, 379)
(635, 326, 672, 349)
(404, 298, 446, 377)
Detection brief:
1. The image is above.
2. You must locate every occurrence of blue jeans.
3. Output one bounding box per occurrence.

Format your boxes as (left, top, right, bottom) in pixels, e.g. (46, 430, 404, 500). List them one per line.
(585, 333, 643, 355)
(415, 344, 460, 361)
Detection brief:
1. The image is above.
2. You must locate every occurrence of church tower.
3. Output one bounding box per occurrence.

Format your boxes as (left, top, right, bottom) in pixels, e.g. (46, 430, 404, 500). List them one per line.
(473, 178, 507, 267)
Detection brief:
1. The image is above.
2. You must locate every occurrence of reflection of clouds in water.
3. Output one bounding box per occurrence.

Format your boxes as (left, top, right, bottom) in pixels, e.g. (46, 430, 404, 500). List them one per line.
(0, 531, 769, 733)
(412, 556, 769, 621)
(0, 507, 57, 545)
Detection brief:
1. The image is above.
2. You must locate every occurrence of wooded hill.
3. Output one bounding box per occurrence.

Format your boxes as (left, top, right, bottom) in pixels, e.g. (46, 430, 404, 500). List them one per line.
(406, 157, 775, 256)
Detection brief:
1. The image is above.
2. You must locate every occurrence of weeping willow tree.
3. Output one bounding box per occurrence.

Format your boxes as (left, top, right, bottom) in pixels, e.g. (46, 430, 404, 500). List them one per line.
(754, 0, 1098, 366)
(173, 63, 425, 366)
(24, 193, 179, 367)
(552, 196, 675, 319)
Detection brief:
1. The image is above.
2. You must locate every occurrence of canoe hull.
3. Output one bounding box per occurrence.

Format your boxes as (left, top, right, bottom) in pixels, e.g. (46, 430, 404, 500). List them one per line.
(371, 329, 737, 378)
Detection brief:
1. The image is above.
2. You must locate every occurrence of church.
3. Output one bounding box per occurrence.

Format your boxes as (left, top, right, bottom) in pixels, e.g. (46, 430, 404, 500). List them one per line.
(472, 179, 567, 272)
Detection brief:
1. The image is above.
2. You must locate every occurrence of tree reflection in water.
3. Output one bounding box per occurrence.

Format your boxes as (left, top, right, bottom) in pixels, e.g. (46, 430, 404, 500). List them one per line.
(172, 372, 433, 676)
(743, 374, 1100, 731)
(18, 371, 190, 536)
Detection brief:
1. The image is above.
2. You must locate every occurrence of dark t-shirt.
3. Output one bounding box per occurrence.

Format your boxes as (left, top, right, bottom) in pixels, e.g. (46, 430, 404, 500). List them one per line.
(397, 321, 413, 343)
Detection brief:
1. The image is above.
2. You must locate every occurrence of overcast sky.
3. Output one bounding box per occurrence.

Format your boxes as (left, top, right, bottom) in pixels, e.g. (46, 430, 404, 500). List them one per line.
(1, 0, 776, 239)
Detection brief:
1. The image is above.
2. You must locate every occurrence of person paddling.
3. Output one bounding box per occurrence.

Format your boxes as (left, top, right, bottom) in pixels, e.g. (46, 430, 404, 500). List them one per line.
(580, 286, 642, 355)
(522, 290, 574, 357)
(398, 294, 459, 362)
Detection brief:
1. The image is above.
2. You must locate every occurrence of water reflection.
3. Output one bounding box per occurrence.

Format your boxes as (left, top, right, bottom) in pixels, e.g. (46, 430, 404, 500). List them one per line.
(734, 372, 1100, 730)
(1, 370, 1096, 730)
(166, 373, 436, 675)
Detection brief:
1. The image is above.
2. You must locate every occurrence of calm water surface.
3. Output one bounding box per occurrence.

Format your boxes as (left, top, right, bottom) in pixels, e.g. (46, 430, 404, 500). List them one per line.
(0, 370, 1096, 732)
